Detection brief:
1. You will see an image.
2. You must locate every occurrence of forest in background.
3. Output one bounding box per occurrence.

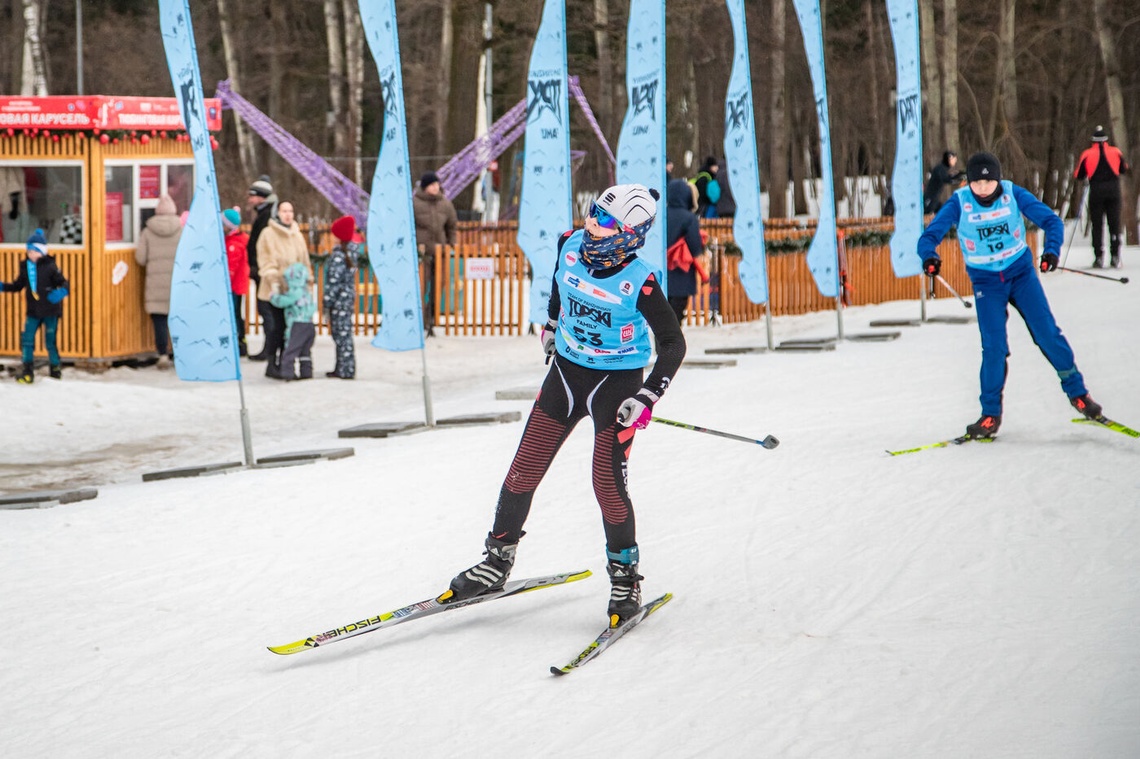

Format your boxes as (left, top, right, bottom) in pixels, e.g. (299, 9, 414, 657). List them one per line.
(3, 0, 1137, 240)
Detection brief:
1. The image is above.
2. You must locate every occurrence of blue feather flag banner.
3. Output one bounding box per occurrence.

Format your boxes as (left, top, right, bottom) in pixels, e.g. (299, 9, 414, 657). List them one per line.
(517, 0, 572, 325)
(886, 0, 924, 278)
(157, 0, 239, 381)
(360, 0, 424, 351)
(724, 0, 768, 304)
(791, 0, 839, 298)
(615, 0, 666, 286)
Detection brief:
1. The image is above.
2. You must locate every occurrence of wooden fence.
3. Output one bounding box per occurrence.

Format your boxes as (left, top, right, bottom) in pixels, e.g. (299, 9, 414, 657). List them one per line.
(239, 218, 1006, 338)
(4, 215, 1030, 358)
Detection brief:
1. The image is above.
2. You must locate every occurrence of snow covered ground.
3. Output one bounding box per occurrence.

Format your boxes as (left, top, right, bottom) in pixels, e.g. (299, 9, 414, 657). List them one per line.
(2, 241, 1138, 758)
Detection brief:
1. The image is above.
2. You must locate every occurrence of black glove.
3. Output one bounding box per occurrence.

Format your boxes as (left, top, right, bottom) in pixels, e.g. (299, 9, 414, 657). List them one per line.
(8, 192, 18, 220)
(1039, 252, 1059, 273)
(922, 257, 941, 278)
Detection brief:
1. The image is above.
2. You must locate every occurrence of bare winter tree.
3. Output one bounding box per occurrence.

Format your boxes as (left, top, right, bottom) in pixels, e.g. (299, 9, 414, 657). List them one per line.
(343, 0, 365, 186)
(324, 0, 348, 166)
(21, 0, 48, 95)
(1092, 0, 1136, 243)
(217, 0, 258, 179)
(938, 0, 959, 154)
(918, 0, 940, 166)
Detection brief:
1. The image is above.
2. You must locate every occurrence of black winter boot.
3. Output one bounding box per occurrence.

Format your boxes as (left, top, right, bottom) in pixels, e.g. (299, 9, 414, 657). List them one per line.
(965, 414, 1001, 439)
(606, 545, 643, 626)
(16, 362, 33, 384)
(440, 534, 518, 603)
(49, 365, 62, 380)
(1070, 393, 1103, 420)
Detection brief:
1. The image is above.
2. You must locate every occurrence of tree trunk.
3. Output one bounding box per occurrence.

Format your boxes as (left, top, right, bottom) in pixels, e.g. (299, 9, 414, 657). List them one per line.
(342, 0, 364, 187)
(768, 0, 788, 218)
(267, 3, 284, 185)
(436, 0, 454, 163)
(861, 0, 882, 178)
(21, 0, 48, 96)
(593, 0, 615, 186)
(217, 0, 258, 180)
(791, 111, 808, 216)
(917, 0, 940, 167)
(444, 3, 482, 209)
(997, 0, 1018, 129)
(1092, 0, 1135, 243)
(324, 0, 348, 166)
(938, 0, 959, 154)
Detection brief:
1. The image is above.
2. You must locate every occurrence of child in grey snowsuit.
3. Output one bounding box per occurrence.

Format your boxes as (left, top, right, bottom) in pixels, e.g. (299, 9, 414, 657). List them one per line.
(269, 262, 316, 380)
(324, 215, 359, 379)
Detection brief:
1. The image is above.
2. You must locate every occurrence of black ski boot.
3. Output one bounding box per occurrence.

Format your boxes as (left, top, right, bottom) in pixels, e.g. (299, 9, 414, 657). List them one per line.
(15, 362, 33, 384)
(440, 534, 518, 604)
(1071, 393, 1103, 420)
(606, 545, 643, 626)
(49, 365, 62, 380)
(965, 414, 1001, 439)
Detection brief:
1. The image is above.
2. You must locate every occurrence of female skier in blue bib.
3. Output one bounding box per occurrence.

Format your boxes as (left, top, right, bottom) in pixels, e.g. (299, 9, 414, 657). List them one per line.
(441, 184, 685, 625)
(917, 152, 1106, 439)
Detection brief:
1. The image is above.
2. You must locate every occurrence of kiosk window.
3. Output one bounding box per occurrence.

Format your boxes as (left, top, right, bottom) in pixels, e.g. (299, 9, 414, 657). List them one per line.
(0, 164, 84, 246)
(105, 165, 134, 243)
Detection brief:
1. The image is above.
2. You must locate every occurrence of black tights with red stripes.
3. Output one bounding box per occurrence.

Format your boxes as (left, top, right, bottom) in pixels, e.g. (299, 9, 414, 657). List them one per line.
(491, 355, 643, 554)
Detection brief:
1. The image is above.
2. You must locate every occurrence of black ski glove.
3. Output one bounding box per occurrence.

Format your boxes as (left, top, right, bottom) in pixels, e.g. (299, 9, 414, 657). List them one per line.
(1039, 252, 1059, 273)
(922, 257, 941, 278)
(8, 193, 18, 220)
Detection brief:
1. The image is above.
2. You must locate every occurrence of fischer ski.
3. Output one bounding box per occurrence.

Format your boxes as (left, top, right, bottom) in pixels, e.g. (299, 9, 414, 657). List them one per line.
(268, 569, 591, 656)
(550, 593, 673, 676)
(1072, 417, 1140, 439)
(886, 436, 995, 456)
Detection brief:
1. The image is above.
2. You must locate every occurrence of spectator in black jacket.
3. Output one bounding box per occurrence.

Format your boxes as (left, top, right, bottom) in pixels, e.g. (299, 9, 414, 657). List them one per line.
(923, 150, 963, 214)
(665, 178, 707, 327)
(0, 228, 70, 383)
(245, 175, 277, 360)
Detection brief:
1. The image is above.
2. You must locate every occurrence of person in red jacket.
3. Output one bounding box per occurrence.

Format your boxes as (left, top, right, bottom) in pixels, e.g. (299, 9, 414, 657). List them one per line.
(222, 207, 251, 356)
(1073, 126, 1130, 269)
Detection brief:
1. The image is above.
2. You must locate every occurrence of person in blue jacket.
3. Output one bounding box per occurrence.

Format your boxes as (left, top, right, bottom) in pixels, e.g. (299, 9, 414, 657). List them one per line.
(0, 229, 69, 383)
(917, 152, 1105, 439)
(441, 184, 685, 627)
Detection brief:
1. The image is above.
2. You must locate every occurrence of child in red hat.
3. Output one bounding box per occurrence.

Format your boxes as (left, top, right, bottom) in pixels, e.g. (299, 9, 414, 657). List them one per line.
(324, 215, 361, 378)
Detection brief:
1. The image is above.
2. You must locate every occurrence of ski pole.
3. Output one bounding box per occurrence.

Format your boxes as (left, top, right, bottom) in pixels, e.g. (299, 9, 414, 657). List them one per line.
(651, 417, 780, 449)
(934, 274, 973, 309)
(1056, 266, 1129, 284)
(1060, 183, 1089, 270)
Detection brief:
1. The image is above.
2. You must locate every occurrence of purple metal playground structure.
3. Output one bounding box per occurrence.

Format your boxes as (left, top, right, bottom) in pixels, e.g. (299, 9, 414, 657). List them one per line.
(214, 76, 614, 226)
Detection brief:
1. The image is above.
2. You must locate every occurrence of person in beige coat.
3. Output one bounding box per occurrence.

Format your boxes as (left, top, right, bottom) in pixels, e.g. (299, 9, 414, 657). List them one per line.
(135, 193, 182, 363)
(255, 200, 312, 377)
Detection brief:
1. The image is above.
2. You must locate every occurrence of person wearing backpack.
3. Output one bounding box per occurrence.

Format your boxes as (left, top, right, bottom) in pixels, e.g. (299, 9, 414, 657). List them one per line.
(693, 156, 721, 218)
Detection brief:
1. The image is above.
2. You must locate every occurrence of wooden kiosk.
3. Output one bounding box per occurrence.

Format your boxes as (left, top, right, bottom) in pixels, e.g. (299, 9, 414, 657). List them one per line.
(0, 95, 221, 364)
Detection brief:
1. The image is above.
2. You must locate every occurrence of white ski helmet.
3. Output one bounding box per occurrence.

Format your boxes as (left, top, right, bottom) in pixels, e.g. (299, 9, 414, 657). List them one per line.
(595, 183, 660, 229)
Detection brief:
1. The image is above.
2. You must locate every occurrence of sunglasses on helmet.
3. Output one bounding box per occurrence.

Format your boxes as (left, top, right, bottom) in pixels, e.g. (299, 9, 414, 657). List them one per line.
(589, 202, 626, 232)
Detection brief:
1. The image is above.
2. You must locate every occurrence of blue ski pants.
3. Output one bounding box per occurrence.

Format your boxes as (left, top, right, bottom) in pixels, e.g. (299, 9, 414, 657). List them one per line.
(21, 315, 60, 366)
(968, 252, 1086, 416)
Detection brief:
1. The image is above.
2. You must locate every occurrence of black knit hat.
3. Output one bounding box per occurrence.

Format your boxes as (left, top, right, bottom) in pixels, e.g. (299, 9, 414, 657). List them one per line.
(1092, 125, 1108, 142)
(966, 152, 1002, 183)
(248, 175, 273, 198)
(420, 172, 441, 189)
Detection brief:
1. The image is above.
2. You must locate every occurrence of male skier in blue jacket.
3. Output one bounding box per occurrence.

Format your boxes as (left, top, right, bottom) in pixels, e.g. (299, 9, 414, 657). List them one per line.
(917, 151, 1106, 439)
